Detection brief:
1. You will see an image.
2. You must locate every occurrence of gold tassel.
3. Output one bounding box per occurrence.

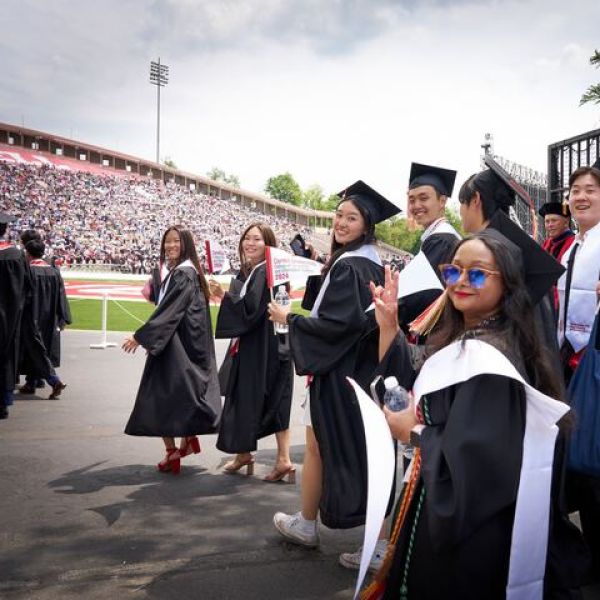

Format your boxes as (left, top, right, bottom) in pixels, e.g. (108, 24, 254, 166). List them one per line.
(409, 290, 448, 336)
(360, 450, 422, 600)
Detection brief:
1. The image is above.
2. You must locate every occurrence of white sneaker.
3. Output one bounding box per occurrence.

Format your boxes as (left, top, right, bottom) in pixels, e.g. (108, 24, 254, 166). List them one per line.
(339, 539, 388, 572)
(273, 511, 319, 547)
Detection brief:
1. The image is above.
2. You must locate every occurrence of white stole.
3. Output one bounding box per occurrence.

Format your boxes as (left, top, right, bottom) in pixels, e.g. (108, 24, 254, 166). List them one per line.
(157, 259, 197, 305)
(413, 340, 569, 600)
(229, 260, 266, 350)
(310, 244, 381, 318)
(557, 221, 600, 352)
(420, 217, 461, 243)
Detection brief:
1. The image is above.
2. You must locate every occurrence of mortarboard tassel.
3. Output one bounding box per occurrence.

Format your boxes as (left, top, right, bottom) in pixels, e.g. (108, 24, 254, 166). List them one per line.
(409, 290, 448, 336)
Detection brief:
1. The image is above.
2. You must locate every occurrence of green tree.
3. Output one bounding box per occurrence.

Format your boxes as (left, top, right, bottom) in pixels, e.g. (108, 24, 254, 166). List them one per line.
(303, 184, 325, 210)
(580, 49, 600, 106)
(163, 157, 177, 169)
(375, 218, 422, 254)
(445, 207, 464, 237)
(224, 174, 240, 188)
(207, 167, 241, 188)
(206, 167, 227, 181)
(264, 172, 302, 206)
(323, 193, 340, 211)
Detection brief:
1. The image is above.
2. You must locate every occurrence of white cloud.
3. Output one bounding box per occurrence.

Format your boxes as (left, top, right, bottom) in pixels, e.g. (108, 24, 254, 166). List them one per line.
(1, 0, 599, 209)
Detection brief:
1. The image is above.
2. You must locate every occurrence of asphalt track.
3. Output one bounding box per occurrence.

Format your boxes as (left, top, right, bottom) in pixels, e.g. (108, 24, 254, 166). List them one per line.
(2, 332, 599, 599)
(0, 331, 362, 600)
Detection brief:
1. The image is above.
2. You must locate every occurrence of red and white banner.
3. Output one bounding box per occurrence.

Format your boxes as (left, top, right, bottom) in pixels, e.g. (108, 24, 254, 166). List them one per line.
(205, 239, 231, 274)
(265, 246, 322, 290)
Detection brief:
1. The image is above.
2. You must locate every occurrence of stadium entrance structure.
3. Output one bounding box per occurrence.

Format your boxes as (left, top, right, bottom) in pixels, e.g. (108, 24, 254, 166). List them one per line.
(548, 127, 600, 204)
(480, 134, 547, 241)
(0, 121, 333, 229)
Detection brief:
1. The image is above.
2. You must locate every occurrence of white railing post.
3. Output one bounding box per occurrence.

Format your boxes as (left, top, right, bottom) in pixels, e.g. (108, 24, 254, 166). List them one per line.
(90, 293, 117, 349)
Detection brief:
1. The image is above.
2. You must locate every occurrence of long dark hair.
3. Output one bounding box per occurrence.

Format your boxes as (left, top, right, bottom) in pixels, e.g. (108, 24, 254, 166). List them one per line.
(238, 222, 277, 277)
(321, 199, 376, 279)
(458, 172, 515, 221)
(428, 232, 564, 402)
(159, 225, 210, 302)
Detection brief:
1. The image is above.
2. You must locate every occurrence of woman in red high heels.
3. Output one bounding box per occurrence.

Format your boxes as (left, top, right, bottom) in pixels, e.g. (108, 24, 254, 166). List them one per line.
(123, 226, 221, 475)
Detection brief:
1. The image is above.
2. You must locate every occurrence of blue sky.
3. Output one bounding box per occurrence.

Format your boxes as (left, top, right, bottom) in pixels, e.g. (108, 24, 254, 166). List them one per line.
(1, 0, 599, 209)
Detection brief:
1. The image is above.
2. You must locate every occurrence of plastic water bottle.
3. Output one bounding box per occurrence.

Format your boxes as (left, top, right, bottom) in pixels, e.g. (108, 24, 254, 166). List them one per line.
(383, 376, 410, 412)
(383, 377, 414, 461)
(274, 285, 290, 334)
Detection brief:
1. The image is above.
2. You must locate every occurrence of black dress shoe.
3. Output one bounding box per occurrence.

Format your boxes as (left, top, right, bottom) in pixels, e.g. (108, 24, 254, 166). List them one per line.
(0, 406, 8, 419)
(19, 385, 36, 394)
(49, 382, 67, 400)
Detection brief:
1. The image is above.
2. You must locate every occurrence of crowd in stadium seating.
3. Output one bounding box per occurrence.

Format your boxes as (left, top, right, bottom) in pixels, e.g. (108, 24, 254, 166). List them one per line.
(0, 162, 314, 273)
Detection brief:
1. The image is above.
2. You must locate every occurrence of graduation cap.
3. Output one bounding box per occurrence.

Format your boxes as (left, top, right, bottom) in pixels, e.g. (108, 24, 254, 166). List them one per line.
(538, 201, 571, 219)
(486, 210, 565, 305)
(409, 163, 457, 197)
(472, 168, 516, 211)
(0, 211, 16, 224)
(337, 180, 401, 224)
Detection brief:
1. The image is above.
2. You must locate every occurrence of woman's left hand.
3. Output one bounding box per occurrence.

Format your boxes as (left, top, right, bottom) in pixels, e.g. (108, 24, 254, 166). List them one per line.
(383, 404, 418, 444)
(122, 336, 140, 354)
(268, 302, 290, 325)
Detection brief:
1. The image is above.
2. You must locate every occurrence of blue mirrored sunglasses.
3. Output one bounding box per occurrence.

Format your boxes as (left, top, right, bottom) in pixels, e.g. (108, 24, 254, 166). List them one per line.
(439, 264, 500, 289)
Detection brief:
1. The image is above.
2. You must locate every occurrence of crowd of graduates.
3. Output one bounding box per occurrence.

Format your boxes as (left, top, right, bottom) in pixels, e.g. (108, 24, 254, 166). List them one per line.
(0, 223, 71, 419)
(1, 156, 600, 599)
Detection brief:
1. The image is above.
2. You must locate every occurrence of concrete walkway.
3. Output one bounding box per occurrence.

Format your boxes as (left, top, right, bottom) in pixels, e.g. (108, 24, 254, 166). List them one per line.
(1, 331, 362, 599)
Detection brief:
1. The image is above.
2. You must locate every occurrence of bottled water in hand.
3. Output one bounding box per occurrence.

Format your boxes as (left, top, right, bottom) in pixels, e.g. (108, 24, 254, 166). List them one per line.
(383, 376, 410, 412)
(274, 285, 290, 334)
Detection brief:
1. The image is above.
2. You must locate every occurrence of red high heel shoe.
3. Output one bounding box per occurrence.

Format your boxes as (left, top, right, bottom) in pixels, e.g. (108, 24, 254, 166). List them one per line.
(223, 455, 255, 476)
(180, 436, 201, 458)
(263, 465, 296, 484)
(157, 448, 181, 475)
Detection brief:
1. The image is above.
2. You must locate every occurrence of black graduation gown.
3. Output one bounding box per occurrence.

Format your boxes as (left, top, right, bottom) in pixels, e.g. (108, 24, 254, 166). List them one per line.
(125, 267, 221, 437)
(486, 212, 564, 382)
(288, 256, 384, 529)
(0, 247, 27, 396)
(20, 263, 71, 371)
(214, 264, 293, 453)
(378, 332, 588, 600)
(398, 233, 459, 329)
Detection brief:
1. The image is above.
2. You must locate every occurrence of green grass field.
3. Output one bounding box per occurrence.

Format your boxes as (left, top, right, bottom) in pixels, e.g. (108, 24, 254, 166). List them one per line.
(67, 298, 308, 332)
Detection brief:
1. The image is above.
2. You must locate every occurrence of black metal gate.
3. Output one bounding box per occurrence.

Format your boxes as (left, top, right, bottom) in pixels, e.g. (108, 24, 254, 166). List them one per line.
(548, 128, 600, 203)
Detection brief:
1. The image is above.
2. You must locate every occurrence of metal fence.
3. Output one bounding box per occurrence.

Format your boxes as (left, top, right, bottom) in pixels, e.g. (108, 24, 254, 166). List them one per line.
(548, 128, 600, 203)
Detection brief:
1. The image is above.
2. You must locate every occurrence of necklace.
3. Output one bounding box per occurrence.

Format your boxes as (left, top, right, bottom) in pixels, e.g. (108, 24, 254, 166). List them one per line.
(471, 314, 502, 330)
(462, 314, 503, 340)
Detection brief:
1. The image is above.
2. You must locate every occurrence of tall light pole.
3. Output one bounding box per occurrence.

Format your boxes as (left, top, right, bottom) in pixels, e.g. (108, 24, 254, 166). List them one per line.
(149, 58, 169, 165)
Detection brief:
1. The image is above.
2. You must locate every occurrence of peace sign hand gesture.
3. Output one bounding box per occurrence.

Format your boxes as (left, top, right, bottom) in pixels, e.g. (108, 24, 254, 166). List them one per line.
(370, 264, 400, 333)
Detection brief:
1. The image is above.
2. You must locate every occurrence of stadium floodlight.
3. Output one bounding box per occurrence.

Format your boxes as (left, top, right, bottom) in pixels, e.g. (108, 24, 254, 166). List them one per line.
(149, 58, 170, 164)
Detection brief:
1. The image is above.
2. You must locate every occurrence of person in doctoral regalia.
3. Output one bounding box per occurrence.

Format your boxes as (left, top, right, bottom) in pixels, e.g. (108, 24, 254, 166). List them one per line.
(362, 231, 589, 600)
(269, 181, 401, 559)
(209, 222, 294, 482)
(18, 239, 70, 398)
(0, 212, 28, 420)
(538, 201, 576, 313)
(457, 168, 565, 371)
(398, 163, 461, 330)
(123, 226, 221, 475)
(539, 201, 576, 262)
